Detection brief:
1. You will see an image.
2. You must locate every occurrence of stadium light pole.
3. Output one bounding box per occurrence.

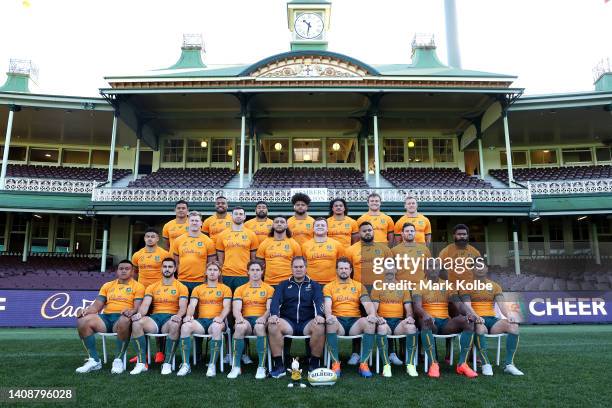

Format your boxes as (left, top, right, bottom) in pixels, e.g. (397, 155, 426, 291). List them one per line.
(107, 111, 118, 186)
(373, 115, 380, 188)
(0, 106, 18, 190)
(444, 0, 462, 68)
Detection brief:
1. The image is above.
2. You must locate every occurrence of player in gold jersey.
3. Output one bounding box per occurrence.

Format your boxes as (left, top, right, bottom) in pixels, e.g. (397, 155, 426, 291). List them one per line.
(393, 196, 431, 245)
(460, 264, 524, 376)
(287, 193, 315, 245)
(391, 223, 431, 285)
(245, 201, 273, 245)
(324, 257, 377, 378)
(177, 262, 232, 377)
(131, 228, 170, 289)
(301, 218, 345, 285)
(256, 217, 302, 286)
(75, 260, 145, 374)
(162, 200, 190, 250)
(202, 196, 232, 241)
(129, 258, 188, 375)
(371, 268, 418, 377)
(227, 260, 275, 379)
(172, 211, 216, 293)
(327, 198, 359, 248)
(356, 193, 394, 244)
(412, 264, 478, 378)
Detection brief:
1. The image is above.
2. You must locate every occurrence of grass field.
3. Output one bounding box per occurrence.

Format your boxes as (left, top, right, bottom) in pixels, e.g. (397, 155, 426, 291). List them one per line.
(1, 325, 611, 407)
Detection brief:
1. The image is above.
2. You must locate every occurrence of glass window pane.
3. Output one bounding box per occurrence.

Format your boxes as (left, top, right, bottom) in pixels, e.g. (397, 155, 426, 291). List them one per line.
(293, 139, 321, 163)
(62, 150, 89, 165)
(186, 139, 209, 163)
(327, 139, 356, 164)
(383, 139, 404, 163)
(408, 139, 430, 163)
(91, 150, 118, 165)
(162, 139, 185, 163)
(433, 138, 454, 163)
(530, 149, 557, 165)
(500, 151, 527, 166)
(30, 148, 59, 163)
(596, 147, 611, 162)
(259, 139, 289, 164)
(212, 139, 233, 163)
(0, 146, 27, 161)
(562, 149, 592, 164)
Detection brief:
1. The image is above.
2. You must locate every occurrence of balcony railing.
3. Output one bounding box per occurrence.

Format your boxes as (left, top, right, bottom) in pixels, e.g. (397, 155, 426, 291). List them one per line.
(528, 178, 612, 195)
(3, 177, 97, 194)
(91, 186, 532, 203)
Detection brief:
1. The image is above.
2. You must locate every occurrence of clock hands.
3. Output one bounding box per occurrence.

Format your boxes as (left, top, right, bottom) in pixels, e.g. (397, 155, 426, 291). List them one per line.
(302, 19, 312, 37)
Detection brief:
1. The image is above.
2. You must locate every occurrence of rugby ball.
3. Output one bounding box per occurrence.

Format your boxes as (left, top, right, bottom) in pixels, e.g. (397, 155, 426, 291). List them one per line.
(307, 368, 337, 386)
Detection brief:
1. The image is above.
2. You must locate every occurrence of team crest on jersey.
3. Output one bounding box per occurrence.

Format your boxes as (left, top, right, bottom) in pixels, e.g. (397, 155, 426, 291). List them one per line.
(171, 290, 176, 295)
(345, 223, 350, 228)
(260, 291, 266, 297)
(126, 288, 132, 293)
(197, 242, 203, 247)
(326, 245, 332, 251)
(351, 287, 356, 293)
(284, 244, 290, 250)
(155, 256, 160, 261)
(381, 219, 386, 224)
(216, 291, 222, 296)
(375, 249, 381, 255)
(306, 224, 311, 229)
(418, 221, 424, 225)
(242, 234, 247, 240)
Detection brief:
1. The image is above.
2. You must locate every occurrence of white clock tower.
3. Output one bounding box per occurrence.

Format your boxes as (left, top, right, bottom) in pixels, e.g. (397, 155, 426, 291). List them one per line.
(287, 0, 331, 51)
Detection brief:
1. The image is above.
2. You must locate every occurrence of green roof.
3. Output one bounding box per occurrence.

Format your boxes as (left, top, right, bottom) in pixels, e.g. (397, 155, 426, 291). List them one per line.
(0, 73, 31, 93)
(288, 0, 331, 4)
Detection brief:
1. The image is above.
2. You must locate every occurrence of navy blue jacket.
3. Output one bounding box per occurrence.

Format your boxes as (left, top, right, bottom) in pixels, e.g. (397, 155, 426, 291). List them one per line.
(270, 276, 324, 324)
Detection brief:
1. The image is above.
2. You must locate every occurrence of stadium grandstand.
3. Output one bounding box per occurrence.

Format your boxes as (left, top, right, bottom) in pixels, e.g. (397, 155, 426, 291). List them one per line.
(0, 0, 611, 304)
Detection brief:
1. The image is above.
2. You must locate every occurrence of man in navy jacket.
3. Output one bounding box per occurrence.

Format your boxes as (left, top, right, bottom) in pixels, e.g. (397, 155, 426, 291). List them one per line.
(267, 256, 325, 378)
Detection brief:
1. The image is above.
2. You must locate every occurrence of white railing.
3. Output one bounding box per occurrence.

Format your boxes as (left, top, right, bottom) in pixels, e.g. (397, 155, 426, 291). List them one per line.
(528, 178, 612, 195)
(3, 177, 97, 194)
(91, 186, 532, 203)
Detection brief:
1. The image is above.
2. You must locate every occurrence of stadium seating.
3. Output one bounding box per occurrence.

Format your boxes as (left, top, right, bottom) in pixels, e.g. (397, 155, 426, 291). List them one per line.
(489, 165, 612, 185)
(251, 167, 368, 188)
(0, 255, 114, 290)
(7, 164, 130, 182)
(488, 259, 612, 291)
(381, 168, 492, 189)
(128, 168, 235, 189)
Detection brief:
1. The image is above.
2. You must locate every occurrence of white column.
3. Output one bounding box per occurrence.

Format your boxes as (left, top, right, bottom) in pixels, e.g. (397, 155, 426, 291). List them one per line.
(239, 114, 246, 188)
(133, 138, 140, 181)
(107, 112, 118, 186)
(512, 220, 521, 275)
(100, 226, 109, 272)
(477, 137, 485, 180)
(22, 218, 31, 262)
(591, 222, 601, 265)
(0, 109, 16, 190)
(502, 111, 514, 184)
(248, 135, 254, 181)
(373, 115, 380, 188)
(364, 137, 369, 183)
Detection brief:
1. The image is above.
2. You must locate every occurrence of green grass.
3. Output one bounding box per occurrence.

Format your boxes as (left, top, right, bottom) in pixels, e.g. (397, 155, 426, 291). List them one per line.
(1, 325, 611, 407)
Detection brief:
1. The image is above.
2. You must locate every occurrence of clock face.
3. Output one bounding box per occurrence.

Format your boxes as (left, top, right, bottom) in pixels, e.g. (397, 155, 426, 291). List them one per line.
(295, 13, 324, 39)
